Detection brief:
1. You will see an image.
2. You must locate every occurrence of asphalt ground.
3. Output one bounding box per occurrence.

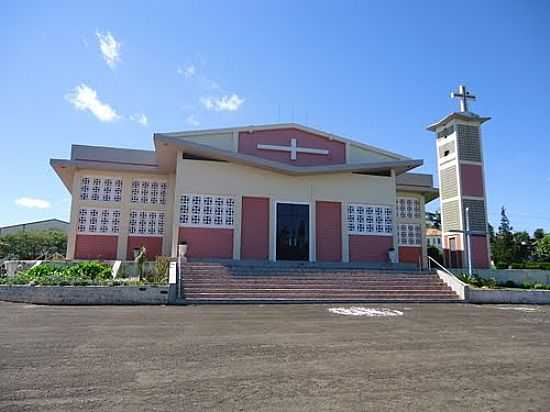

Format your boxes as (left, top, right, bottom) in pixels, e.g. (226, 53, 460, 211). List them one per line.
(1, 302, 549, 411)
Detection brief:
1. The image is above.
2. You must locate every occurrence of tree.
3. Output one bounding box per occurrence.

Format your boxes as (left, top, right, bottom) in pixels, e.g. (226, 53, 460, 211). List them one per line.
(535, 235, 550, 261)
(425, 210, 441, 229)
(491, 207, 516, 268)
(534, 228, 545, 241)
(513, 231, 530, 262)
(427, 245, 444, 265)
(0, 230, 67, 260)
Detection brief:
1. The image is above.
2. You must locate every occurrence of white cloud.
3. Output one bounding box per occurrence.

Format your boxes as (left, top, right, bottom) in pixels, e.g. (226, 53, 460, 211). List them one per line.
(186, 114, 200, 126)
(15, 197, 51, 209)
(96, 31, 121, 68)
(177, 64, 196, 79)
(200, 94, 244, 112)
(130, 113, 148, 126)
(65, 84, 120, 122)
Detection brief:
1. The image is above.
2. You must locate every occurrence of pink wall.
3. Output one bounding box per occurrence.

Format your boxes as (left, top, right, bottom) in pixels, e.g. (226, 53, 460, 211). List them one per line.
(461, 164, 485, 197)
(179, 228, 233, 259)
(316, 201, 342, 262)
(74, 234, 118, 260)
(238, 127, 346, 166)
(399, 246, 422, 265)
(443, 235, 464, 269)
(472, 235, 490, 269)
(127, 236, 163, 260)
(349, 235, 393, 262)
(241, 196, 270, 260)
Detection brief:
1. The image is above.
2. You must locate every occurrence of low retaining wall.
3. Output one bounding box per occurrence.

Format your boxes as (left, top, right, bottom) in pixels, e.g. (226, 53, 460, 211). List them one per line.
(436, 270, 550, 304)
(0, 285, 169, 305)
(468, 288, 550, 304)
(467, 269, 550, 286)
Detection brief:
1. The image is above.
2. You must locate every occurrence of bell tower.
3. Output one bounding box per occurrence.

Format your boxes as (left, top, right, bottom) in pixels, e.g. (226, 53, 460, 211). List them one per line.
(427, 85, 491, 269)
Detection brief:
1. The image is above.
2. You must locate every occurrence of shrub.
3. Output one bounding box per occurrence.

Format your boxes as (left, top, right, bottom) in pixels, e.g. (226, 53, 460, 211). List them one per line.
(0, 261, 112, 286)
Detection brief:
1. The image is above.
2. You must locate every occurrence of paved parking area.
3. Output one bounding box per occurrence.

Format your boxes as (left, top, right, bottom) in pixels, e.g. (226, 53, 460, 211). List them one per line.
(1, 302, 550, 411)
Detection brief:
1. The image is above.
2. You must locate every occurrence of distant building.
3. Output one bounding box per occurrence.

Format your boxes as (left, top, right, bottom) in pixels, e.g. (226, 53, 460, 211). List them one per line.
(426, 228, 442, 250)
(0, 219, 70, 236)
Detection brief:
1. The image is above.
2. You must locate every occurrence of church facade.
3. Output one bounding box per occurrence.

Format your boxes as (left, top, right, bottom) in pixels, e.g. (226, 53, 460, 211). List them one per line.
(51, 123, 438, 266)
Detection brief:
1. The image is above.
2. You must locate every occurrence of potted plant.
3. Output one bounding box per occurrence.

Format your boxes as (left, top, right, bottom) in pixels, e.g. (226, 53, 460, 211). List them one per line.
(178, 241, 188, 262)
(387, 247, 397, 264)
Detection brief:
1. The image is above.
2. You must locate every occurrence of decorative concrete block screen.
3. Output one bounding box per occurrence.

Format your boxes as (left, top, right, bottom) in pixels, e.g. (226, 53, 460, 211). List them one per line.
(77, 208, 121, 234)
(398, 223, 422, 246)
(80, 176, 123, 202)
(347, 204, 393, 235)
(179, 194, 235, 228)
(129, 211, 165, 236)
(130, 180, 168, 205)
(396, 197, 421, 219)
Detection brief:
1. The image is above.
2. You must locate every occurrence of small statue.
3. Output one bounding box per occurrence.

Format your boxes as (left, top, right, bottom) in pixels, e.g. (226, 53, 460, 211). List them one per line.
(134, 246, 147, 281)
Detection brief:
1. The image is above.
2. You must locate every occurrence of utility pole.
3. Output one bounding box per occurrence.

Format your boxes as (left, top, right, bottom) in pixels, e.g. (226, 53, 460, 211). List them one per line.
(465, 207, 473, 277)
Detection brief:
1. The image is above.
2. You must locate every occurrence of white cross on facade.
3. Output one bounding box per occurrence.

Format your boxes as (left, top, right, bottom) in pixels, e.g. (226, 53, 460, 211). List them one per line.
(450, 84, 476, 113)
(257, 138, 329, 161)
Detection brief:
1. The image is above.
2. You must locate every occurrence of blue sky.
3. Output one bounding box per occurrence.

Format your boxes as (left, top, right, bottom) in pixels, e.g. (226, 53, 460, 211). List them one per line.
(2, 0, 549, 233)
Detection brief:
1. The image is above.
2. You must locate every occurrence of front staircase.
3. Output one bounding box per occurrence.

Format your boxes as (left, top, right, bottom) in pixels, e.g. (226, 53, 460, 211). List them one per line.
(179, 262, 461, 303)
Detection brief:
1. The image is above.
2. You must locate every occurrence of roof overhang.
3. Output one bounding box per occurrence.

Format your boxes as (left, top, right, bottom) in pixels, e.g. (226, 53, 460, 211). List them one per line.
(396, 184, 439, 203)
(160, 122, 408, 161)
(154, 134, 422, 176)
(50, 159, 164, 191)
(426, 112, 491, 132)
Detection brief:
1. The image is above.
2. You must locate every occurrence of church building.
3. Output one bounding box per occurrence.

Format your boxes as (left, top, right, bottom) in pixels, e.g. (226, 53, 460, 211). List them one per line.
(50, 86, 490, 269)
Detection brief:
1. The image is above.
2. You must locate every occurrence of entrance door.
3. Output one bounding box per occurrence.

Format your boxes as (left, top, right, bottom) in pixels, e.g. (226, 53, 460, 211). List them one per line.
(276, 203, 309, 261)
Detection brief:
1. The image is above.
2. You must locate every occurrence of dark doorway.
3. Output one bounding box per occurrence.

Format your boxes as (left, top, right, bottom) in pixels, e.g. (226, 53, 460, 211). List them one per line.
(449, 237, 460, 268)
(276, 203, 309, 261)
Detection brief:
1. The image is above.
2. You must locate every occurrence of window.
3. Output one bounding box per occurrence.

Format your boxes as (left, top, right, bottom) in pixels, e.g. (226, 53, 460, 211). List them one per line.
(130, 180, 168, 205)
(347, 204, 393, 235)
(179, 194, 235, 228)
(79, 176, 123, 202)
(77, 208, 120, 234)
(129, 210, 165, 236)
(398, 224, 422, 246)
(396, 197, 421, 219)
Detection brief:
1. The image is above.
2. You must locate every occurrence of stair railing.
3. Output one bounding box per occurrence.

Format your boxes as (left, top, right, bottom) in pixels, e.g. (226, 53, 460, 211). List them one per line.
(427, 256, 455, 277)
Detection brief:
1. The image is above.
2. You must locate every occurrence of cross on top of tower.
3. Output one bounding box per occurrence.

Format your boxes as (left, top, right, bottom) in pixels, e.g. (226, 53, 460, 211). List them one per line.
(450, 84, 476, 113)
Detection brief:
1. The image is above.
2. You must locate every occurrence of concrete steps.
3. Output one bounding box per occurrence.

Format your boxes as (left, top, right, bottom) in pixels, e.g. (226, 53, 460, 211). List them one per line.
(180, 262, 460, 303)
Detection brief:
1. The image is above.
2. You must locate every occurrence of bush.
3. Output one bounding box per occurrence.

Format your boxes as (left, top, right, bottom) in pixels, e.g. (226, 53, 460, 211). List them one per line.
(0, 261, 112, 286)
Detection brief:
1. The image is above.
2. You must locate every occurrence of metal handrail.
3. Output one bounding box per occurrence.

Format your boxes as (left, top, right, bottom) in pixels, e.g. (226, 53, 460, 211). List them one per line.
(427, 256, 455, 278)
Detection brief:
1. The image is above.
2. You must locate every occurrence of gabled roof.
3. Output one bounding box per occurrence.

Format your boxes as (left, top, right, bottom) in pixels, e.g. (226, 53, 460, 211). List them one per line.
(153, 134, 423, 176)
(50, 123, 438, 201)
(161, 122, 409, 161)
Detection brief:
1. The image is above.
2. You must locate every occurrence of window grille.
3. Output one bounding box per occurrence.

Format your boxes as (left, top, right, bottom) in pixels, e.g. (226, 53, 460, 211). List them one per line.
(77, 208, 121, 234)
(347, 204, 392, 235)
(79, 176, 123, 202)
(398, 223, 422, 246)
(179, 194, 235, 229)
